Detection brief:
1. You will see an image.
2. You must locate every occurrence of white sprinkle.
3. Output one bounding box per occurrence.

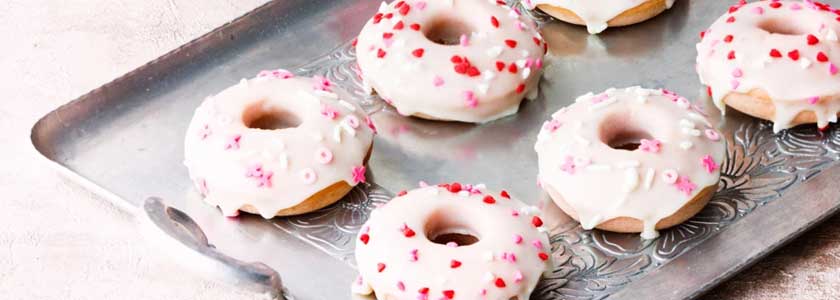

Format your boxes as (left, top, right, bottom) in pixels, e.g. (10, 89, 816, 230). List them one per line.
(681, 127, 702, 136)
(339, 100, 357, 111)
(483, 252, 495, 262)
(515, 59, 527, 68)
(587, 164, 612, 171)
(239, 78, 248, 87)
(827, 29, 838, 41)
(635, 87, 651, 96)
(617, 160, 640, 168)
(521, 68, 531, 80)
(679, 141, 694, 149)
(623, 168, 639, 193)
(643, 168, 655, 190)
(278, 153, 289, 169)
(687, 112, 712, 127)
(679, 119, 696, 128)
(378, 1, 388, 12)
(313, 90, 338, 99)
(477, 83, 490, 95)
(486, 46, 504, 58)
(537, 227, 548, 233)
(341, 122, 357, 137)
(483, 71, 496, 81)
(676, 97, 691, 109)
(636, 95, 647, 103)
(458, 191, 470, 197)
(588, 97, 618, 111)
(800, 58, 813, 69)
(333, 126, 343, 143)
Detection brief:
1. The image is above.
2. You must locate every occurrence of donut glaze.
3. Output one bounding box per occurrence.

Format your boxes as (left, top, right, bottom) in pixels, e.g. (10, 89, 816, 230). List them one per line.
(353, 184, 551, 300)
(184, 72, 375, 218)
(534, 87, 725, 239)
(697, 0, 840, 132)
(526, 0, 676, 34)
(356, 0, 546, 123)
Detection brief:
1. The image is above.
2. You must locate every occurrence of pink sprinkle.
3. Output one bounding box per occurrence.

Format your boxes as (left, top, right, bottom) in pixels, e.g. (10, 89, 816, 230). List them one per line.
(316, 147, 334, 164)
(639, 139, 662, 153)
(535, 58, 543, 69)
(807, 96, 820, 104)
(480, 289, 487, 296)
(313, 75, 332, 92)
(514, 270, 524, 283)
(321, 104, 340, 120)
(705, 129, 721, 141)
(433, 76, 445, 87)
(513, 234, 523, 244)
(397, 281, 406, 291)
(516, 21, 527, 31)
(511, 209, 520, 217)
(830, 63, 838, 75)
(532, 239, 543, 250)
(464, 91, 479, 108)
(224, 134, 241, 150)
(791, 3, 802, 10)
(752, 6, 764, 14)
(446, 242, 459, 248)
(415, 1, 426, 10)
(198, 124, 212, 140)
(245, 164, 273, 188)
(459, 34, 470, 46)
(662, 170, 679, 184)
(346, 115, 360, 129)
(591, 93, 609, 103)
(674, 176, 697, 195)
(409, 249, 419, 262)
(730, 79, 740, 90)
(352, 166, 367, 184)
(257, 69, 294, 79)
(507, 253, 517, 263)
(701, 155, 718, 173)
(542, 119, 562, 132)
(364, 116, 377, 133)
(300, 168, 317, 184)
(559, 155, 576, 174)
(732, 68, 743, 78)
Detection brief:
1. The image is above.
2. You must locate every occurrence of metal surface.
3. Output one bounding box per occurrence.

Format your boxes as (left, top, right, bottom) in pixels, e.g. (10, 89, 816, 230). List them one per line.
(29, 0, 840, 299)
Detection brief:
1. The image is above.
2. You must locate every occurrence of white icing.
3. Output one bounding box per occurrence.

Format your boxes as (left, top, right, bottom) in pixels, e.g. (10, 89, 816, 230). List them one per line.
(528, 0, 676, 34)
(535, 87, 725, 239)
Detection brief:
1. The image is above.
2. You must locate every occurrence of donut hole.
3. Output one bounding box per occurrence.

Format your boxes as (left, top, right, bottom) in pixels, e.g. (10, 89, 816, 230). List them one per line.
(424, 17, 476, 46)
(424, 209, 480, 246)
(757, 18, 809, 36)
(242, 102, 301, 130)
(599, 115, 654, 151)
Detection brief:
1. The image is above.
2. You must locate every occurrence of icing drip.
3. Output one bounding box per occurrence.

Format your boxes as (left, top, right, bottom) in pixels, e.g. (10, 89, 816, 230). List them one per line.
(696, 0, 840, 132)
(528, 0, 676, 34)
(535, 87, 725, 239)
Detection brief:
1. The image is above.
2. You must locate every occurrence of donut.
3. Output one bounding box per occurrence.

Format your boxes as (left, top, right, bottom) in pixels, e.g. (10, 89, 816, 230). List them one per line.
(183, 71, 375, 218)
(526, 0, 676, 34)
(534, 87, 725, 239)
(696, 0, 840, 132)
(352, 183, 551, 300)
(355, 0, 547, 123)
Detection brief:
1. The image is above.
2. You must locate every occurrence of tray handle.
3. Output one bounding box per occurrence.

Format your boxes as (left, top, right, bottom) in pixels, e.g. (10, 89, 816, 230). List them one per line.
(139, 197, 284, 299)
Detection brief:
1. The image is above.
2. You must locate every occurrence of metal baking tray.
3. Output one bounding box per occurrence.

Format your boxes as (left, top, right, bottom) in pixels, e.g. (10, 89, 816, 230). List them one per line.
(30, 0, 840, 299)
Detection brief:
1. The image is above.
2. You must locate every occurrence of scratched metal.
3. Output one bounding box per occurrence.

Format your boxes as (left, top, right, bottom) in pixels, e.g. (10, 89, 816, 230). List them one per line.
(29, 0, 840, 299)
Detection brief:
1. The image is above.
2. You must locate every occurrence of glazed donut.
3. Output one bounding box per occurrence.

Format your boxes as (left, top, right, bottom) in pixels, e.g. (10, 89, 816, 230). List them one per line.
(534, 87, 725, 239)
(184, 71, 375, 218)
(355, 0, 546, 123)
(696, 0, 840, 132)
(353, 183, 551, 300)
(527, 0, 675, 34)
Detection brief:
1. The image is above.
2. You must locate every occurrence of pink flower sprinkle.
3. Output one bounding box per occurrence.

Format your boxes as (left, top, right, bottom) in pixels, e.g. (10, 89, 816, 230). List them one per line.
(513, 234, 523, 244)
(674, 176, 697, 195)
(464, 90, 479, 108)
(316, 147, 334, 164)
(459, 34, 470, 47)
(542, 119, 562, 132)
(352, 165, 367, 184)
(514, 270, 524, 283)
(313, 75, 332, 92)
(808, 96, 820, 105)
(705, 129, 721, 141)
(224, 134, 241, 150)
(432, 76, 445, 87)
(198, 124, 212, 140)
(732, 68, 743, 78)
(321, 104, 340, 120)
(830, 63, 838, 75)
(364, 116, 377, 133)
(559, 155, 576, 174)
(409, 249, 419, 262)
(245, 164, 273, 188)
(257, 69, 294, 79)
(701, 155, 718, 173)
(639, 139, 662, 153)
(532, 239, 543, 250)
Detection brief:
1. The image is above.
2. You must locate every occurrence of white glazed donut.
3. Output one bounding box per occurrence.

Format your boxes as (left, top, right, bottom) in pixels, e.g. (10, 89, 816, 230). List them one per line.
(534, 87, 725, 239)
(353, 183, 551, 300)
(184, 71, 375, 218)
(696, 0, 840, 132)
(355, 0, 546, 123)
(526, 0, 676, 34)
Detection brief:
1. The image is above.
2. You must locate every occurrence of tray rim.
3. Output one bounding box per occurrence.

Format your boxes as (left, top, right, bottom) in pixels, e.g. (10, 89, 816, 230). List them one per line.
(28, 1, 840, 299)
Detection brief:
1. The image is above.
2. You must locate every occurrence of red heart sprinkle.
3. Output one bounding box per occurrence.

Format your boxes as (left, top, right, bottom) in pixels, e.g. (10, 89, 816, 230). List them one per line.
(769, 49, 782, 58)
(377, 48, 387, 58)
(383, 32, 393, 39)
(496, 61, 506, 71)
(491, 16, 500, 28)
(450, 260, 462, 268)
(532, 216, 543, 227)
(448, 182, 462, 193)
(505, 39, 518, 48)
(538, 252, 549, 261)
(726, 16, 736, 23)
(727, 50, 736, 60)
(500, 190, 511, 199)
(442, 290, 455, 299)
(483, 195, 496, 204)
(359, 233, 370, 244)
(410, 23, 421, 31)
(770, 1, 782, 8)
(495, 278, 506, 288)
(516, 83, 526, 94)
(377, 263, 386, 272)
(393, 21, 404, 30)
(403, 227, 416, 238)
(818, 52, 829, 62)
(508, 63, 518, 74)
(807, 34, 820, 45)
(788, 50, 800, 61)
(412, 48, 425, 58)
(724, 35, 733, 43)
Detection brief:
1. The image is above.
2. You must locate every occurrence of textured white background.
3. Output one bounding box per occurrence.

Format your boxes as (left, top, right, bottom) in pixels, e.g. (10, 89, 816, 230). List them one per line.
(3, 1, 840, 299)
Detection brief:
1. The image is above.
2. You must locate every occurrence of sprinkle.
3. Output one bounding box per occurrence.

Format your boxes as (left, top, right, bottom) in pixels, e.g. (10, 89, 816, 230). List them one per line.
(410, 23, 421, 31)
(830, 63, 838, 75)
(464, 91, 479, 107)
(817, 52, 829, 62)
(788, 49, 800, 61)
(432, 76, 445, 87)
(662, 169, 678, 184)
(532, 216, 543, 227)
(769, 49, 782, 58)
(409, 249, 419, 261)
(682, 127, 702, 136)
(514, 270, 524, 283)
(639, 139, 662, 153)
(826, 30, 838, 42)
(224, 134, 242, 150)
(559, 156, 576, 174)
(483, 195, 496, 204)
(807, 34, 820, 45)
(808, 96, 820, 104)
(532, 239, 544, 249)
(752, 6, 764, 14)
(505, 39, 518, 48)
(300, 168, 317, 184)
(705, 129, 720, 141)
(643, 168, 656, 190)
(513, 234, 523, 244)
(483, 251, 495, 262)
(674, 176, 697, 195)
(486, 46, 503, 57)
(442, 290, 455, 299)
(500, 190, 511, 199)
(352, 166, 366, 184)
(315, 147, 333, 164)
(730, 79, 740, 90)
(359, 234, 370, 244)
(459, 34, 470, 47)
(494, 278, 507, 288)
(411, 48, 425, 58)
(701, 155, 719, 173)
(491, 16, 500, 28)
(538, 252, 549, 261)
(731, 68, 743, 77)
(397, 281, 405, 291)
(377, 263, 386, 273)
(588, 97, 618, 111)
(800, 58, 813, 68)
